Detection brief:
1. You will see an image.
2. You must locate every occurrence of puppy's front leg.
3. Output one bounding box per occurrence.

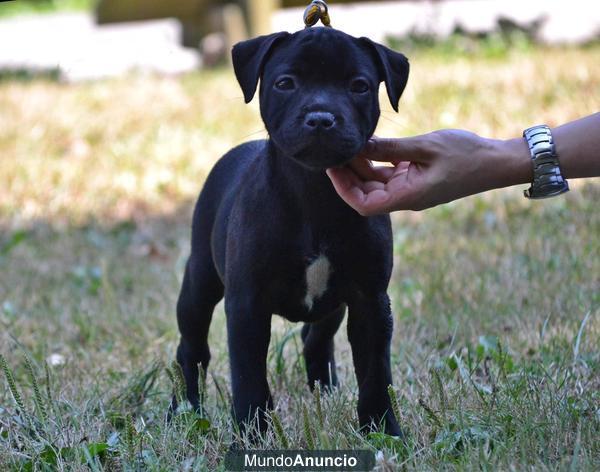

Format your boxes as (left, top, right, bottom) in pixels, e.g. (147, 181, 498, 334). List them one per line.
(226, 297, 273, 434)
(348, 293, 401, 436)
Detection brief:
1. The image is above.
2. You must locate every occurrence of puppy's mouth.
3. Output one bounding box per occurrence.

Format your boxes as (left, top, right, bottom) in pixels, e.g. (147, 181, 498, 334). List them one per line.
(283, 136, 363, 171)
(290, 149, 351, 170)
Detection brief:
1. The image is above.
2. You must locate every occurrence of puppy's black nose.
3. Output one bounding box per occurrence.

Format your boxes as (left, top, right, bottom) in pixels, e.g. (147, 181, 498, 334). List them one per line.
(304, 111, 335, 130)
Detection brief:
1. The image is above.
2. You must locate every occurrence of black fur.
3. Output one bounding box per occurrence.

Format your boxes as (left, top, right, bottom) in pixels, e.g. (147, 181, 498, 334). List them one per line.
(174, 27, 409, 436)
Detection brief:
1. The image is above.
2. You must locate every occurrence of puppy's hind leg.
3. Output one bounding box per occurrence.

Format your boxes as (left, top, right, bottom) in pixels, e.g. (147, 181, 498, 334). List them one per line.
(301, 305, 345, 391)
(173, 256, 223, 414)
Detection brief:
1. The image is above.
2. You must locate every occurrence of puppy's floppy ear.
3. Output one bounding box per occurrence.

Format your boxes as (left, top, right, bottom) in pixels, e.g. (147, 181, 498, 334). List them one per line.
(360, 38, 409, 112)
(232, 32, 290, 103)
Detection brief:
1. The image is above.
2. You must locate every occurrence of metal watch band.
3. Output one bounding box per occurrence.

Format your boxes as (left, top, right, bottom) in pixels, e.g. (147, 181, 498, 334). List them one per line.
(523, 125, 569, 199)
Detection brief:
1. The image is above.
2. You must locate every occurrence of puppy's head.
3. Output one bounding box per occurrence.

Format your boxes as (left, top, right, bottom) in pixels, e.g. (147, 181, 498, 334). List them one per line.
(232, 27, 409, 170)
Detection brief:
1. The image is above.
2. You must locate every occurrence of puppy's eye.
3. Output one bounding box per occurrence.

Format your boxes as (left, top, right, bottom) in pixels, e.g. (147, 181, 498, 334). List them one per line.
(350, 79, 369, 94)
(275, 77, 295, 91)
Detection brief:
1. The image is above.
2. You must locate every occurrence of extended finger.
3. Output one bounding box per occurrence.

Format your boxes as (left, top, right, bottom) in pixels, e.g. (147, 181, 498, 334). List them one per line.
(347, 156, 388, 181)
(347, 156, 396, 182)
(362, 180, 386, 192)
(356, 187, 398, 216)
(358, 137, 432, 164)
(326, 166, 369, 207)
(327, 167, 395, 215)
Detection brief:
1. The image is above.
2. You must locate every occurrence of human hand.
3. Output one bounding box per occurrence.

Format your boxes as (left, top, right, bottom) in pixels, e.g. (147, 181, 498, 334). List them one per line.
(326, 130, 532, 214)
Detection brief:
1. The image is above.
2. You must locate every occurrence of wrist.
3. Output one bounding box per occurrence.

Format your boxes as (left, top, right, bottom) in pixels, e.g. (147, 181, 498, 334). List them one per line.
(487, 137, 533, 190)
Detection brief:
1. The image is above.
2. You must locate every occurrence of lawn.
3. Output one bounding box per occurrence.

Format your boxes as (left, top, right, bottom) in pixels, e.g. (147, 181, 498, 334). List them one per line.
(0, 44, 599, 470)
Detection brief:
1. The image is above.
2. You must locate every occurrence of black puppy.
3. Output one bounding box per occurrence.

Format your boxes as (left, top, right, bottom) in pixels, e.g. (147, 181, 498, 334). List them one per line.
(174, 26, 409, 436)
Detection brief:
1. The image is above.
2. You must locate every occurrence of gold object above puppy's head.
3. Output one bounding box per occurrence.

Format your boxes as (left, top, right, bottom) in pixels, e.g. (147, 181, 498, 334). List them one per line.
(303, 0, 332, 28)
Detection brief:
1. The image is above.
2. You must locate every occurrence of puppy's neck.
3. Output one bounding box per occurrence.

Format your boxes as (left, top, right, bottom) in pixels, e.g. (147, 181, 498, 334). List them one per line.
(267, 141, 358, 221)
(268, 141, 332, 188)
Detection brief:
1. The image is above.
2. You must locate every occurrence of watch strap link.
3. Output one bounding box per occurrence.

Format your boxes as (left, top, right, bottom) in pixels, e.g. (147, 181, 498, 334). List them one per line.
(523, 125, 569, 199)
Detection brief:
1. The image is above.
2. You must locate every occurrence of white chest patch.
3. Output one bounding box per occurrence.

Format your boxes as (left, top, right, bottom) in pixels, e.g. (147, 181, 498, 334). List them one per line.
(304, 254, 332, 311)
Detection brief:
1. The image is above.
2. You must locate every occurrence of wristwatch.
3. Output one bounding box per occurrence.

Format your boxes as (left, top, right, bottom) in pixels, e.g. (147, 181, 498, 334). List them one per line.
(523, 125, 569, 199)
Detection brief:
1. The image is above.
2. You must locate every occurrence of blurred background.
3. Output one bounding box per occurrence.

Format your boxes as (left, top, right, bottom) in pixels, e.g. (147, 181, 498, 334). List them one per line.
(1, 0, 600, 79)
(1, 1, 599, 469)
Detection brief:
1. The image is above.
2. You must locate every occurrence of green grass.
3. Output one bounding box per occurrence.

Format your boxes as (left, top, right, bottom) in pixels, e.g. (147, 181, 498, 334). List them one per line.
(1, 45, 599, 470)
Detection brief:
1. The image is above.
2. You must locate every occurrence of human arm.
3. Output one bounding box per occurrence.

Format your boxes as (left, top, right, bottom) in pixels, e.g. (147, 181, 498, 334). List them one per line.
(326, 113, 600, 215)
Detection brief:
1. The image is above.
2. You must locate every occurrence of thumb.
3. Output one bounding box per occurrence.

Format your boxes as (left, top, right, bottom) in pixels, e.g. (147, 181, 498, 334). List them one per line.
(359, 137, 432, 164)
